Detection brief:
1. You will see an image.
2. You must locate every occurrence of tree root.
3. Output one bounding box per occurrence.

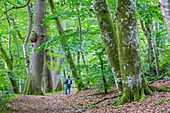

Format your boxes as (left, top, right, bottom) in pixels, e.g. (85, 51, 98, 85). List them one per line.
(149, 85, 170, 92)
(83, 95, 121, 109)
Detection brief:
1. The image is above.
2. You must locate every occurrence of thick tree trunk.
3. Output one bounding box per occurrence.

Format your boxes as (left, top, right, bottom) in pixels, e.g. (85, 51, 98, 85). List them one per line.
(24, 0, 46, 95)
(93, 0, 122, 92)
(44, 51, 53, 92)
(159, 0, 170, 39)
(117, 0, 153, 104)
(48, 0, 85, 91)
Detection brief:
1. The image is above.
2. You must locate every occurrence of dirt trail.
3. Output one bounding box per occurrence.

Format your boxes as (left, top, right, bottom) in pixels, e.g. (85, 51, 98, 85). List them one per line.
(6, 80, 170, 113)
(9, 94, 75, 113)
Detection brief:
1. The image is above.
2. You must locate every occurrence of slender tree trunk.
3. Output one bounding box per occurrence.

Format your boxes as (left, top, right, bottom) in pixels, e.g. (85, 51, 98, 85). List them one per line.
(48, 0, 85, 91)
(116, 0, 153, 105)
(77, 8, 82, 76)
(23, 4, 32, 75)
(92, 0, 122, 92)
(152, 20, 160, 75)
(77, 51, 81, 75)
(63, 70, 67, 79)
(24, 0, 46, 95)
(140, 20, 155, 75)
(77, 9, 89, 77)
(99, 48, 107, 94)
(159, 0, 170, 39)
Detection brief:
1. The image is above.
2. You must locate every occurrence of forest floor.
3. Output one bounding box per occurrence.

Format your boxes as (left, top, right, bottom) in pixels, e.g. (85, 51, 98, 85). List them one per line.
(2, 79, 170, 113)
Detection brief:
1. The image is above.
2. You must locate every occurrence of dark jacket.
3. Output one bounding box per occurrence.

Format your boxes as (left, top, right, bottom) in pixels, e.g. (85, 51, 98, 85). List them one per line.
(63, 78, 72, 87)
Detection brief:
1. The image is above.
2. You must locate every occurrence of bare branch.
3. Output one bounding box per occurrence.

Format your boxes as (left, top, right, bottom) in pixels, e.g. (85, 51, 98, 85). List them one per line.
(2, 0, 31, 15)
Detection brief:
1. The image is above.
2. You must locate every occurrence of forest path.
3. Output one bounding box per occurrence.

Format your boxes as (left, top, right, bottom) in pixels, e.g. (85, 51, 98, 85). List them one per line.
(9, 92, 76, 113)
(7, 80, 170, 113)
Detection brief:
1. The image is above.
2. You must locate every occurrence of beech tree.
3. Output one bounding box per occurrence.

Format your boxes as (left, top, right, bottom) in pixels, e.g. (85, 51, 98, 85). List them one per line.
(24, 0, 46, 95)
(92, 0, 122, 92)
(116, 0, 153, 104)
(92, 0, 153, 104)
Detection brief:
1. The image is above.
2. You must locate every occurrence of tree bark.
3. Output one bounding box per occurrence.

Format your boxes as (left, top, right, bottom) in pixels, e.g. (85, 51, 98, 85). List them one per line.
(116, 0, 153, 104)
(99, 48, 107, 94)
(159, 0, 170, 39)
(92, 0, 122, 92)
(24, 0, 46, 95)
(44, 50, 53, 92)
(48, 0, 85, 91)
(152, 20, 160, 75)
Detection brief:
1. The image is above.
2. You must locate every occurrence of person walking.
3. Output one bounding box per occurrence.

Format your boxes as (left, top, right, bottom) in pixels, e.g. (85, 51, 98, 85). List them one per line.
(63, 76, 72, 94)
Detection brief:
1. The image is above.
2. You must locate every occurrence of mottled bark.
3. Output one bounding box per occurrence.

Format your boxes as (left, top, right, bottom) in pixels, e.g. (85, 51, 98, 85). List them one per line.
(117, 0, 152, 104)
(159, 0, 170, 39)
(92, 0, 122, 92)
(24, 0, 46, 95)
(48, 0, 85, 91)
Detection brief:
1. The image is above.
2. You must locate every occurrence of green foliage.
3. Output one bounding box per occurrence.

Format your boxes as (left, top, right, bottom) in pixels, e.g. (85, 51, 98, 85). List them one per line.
(137, 0, 163, 23)
(0, 94, 20, 111)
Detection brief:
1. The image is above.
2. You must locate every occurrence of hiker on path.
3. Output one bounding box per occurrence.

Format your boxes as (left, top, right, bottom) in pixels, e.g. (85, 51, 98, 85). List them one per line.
(63, 76, 72, 94)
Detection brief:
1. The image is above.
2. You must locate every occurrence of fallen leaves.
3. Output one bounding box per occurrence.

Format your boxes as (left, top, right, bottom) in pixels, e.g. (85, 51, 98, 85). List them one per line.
(5, 79, 170, 113)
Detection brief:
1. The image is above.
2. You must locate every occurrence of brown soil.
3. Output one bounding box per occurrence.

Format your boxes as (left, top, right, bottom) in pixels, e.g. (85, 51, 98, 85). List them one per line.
(7, 79, 170, 113)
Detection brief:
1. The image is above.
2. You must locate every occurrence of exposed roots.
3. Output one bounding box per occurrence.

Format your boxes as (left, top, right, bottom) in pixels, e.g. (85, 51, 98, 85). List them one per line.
(149, 85, 170, 92)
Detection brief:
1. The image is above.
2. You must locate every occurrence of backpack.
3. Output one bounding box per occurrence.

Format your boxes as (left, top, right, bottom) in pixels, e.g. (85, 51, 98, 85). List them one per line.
(67, 79, 71, 85)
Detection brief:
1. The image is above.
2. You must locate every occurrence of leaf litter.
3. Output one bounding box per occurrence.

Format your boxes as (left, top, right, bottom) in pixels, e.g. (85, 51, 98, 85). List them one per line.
(7, 79, 170, 113)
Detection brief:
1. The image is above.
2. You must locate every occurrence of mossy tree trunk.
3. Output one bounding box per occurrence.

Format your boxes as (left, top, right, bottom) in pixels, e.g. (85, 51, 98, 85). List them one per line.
(116, 0, 153, 104)
(48, 0, 85, 91)
(24, 0, 46, 95)
(93, 0, 122, 92)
